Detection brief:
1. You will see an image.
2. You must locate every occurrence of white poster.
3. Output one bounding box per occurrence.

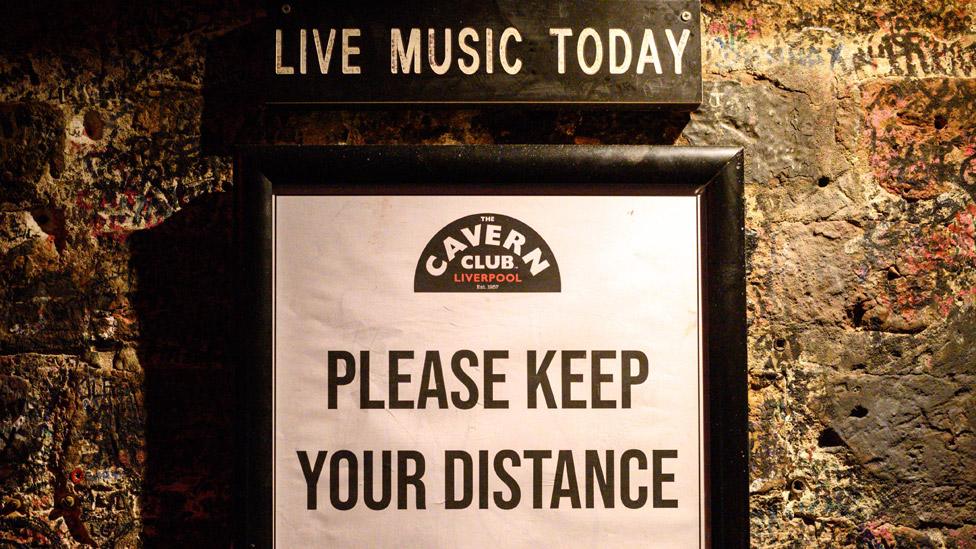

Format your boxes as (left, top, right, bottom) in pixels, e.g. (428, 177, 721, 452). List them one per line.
(272, 195, 704, 547)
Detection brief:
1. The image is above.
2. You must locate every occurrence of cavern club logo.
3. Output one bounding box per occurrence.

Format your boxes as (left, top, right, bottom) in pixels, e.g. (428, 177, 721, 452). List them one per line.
(414, 213, 561, 293)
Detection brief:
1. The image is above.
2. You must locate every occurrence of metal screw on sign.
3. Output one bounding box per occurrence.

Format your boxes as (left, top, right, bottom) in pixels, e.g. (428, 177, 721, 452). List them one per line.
(281, 4, 291, 14)
(680, 11, 692, 22)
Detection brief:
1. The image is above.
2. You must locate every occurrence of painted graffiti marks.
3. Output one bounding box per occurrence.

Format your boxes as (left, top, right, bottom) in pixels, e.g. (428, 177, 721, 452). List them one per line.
(0, 355, 144, 548)
(0, 208, 99, 355)
(67, 369, 144, 547)
(895, 201, 976, 320)
(82, 116, 227, 237)
(703, 11, 976, 81)
(861, 78, 976, 201)
(853, 32, 976, 79)
(76, 373, 145, 470)
(0, 356, 74, 547)
(848, 192, 976, 338)
(703, 22, 849, 75)
(706, 29, 976, 80)
(702, 0, 976, 38)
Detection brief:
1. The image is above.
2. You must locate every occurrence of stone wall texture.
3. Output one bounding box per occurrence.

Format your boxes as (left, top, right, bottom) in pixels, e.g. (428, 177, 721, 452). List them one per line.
(1, 1, 974, 547)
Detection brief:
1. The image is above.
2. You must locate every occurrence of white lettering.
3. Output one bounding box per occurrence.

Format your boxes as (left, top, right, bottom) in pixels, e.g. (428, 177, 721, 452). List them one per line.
(577, 28, 602, 75)
(313, 29, 336, 74)
(444, 237, 467, 262)
(426, 256, 447, 276)
(549, 28, 573, 74)
(457, 27, 480, 75)
(485, 28, 494, 74)
(275, 29, 295, 75)
(523, 247, 551, 276)
(637, 29, 662, 75)
(501, 229, 525, 255)
(665, 28, 690, 75)
(460, 225, 482, 247)
(499, 27, 522, 75)
(391, 28, 422, 74)
(428, 28, 452, 75)
(299, 29, 307, 74)
(608, 28, 632, 74)
(485, 224, 502, 246)
(342, 29, 361, 74)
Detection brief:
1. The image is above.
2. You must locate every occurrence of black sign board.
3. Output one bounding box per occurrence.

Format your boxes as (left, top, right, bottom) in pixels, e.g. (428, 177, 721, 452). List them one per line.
(255, 0, 701, 107)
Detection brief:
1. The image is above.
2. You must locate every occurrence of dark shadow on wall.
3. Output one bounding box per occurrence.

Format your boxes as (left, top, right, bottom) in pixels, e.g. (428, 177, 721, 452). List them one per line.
(128, 192, 235, 548)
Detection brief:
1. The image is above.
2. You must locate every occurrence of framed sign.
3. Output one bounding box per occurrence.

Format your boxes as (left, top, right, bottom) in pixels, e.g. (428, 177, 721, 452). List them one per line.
(234, 145, 746, 548)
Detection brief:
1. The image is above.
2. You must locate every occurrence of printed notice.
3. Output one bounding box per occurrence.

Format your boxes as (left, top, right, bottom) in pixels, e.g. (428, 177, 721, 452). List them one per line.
(273, 195, 703, 547)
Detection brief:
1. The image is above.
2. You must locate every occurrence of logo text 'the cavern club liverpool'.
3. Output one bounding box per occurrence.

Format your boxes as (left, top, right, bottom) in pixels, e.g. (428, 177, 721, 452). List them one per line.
(414, 213, 561, 293)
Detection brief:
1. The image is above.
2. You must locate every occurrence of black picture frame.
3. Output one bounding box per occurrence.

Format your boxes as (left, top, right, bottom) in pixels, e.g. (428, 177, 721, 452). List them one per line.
(234, 145, 747, 548)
